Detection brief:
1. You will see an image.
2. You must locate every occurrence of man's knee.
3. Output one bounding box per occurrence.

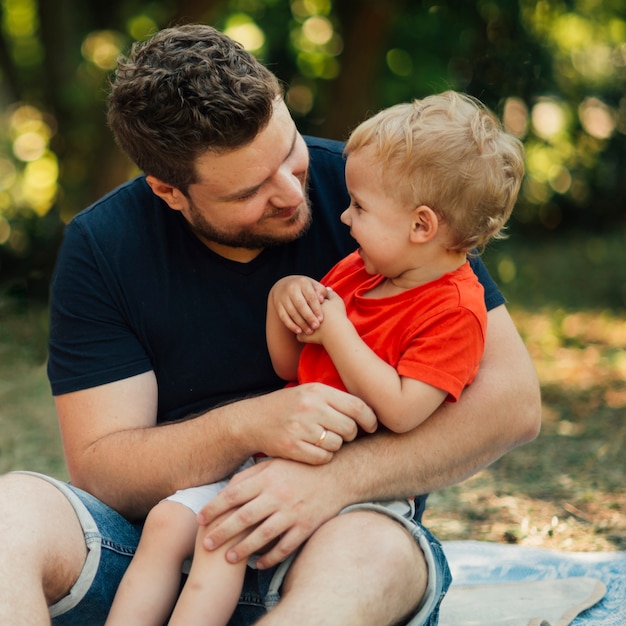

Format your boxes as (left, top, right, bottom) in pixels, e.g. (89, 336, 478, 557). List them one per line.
(291, 510, 427, 601)
(273, 511, 428, 626)
(334, 509, 427, 584)
(0, 472, 87, 605)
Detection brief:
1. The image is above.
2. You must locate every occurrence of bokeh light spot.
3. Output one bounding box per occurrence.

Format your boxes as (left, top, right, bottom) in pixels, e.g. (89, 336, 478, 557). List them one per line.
(579, 97, 616, 139)
(386, 49, 413, 77)
(302, 16, 333, 45)
(0, 217, 10, 244)
(81, 31, 124, 70)
(127, 15, 157, 41)
(12, 131, 46, 162)
(503, 97, 529, 139)
(224, 17, 265, 52)
(497, 256, 517, 283)
(532, 100, 567, 140)
(287, 84, 314, 115)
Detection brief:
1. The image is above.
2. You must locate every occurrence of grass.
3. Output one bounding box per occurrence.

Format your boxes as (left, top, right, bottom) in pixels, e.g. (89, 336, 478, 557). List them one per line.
(0, 231, 624, 551)
(0, 297, 67, 479)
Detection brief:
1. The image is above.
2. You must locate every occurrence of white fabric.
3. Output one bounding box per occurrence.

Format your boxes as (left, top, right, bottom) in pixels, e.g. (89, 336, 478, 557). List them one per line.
(439, 576, 605, 626)
(165, 458, 256, 514)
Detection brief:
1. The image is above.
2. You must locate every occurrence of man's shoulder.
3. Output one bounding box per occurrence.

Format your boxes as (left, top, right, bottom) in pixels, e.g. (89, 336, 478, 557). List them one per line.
(305, 135, 346, 155)
(74, 175, 152, 221)
(69, 175, 162, 239)
(304, 136, 346, 172)
(304, 136, 347, 196)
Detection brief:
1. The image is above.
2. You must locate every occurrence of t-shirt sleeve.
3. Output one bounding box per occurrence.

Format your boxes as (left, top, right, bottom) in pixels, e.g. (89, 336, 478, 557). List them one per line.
(398, 307, 486, 401)
(469, 255, 505, 311)
(47, 218, 153, 396)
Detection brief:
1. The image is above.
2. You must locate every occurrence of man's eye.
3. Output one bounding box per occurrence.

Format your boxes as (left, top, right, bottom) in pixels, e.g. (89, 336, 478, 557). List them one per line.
(237, 189, 259, 201)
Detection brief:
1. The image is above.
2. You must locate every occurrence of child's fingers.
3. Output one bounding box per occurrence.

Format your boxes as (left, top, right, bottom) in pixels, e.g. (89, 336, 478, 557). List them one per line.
(288, 285, 326, 332)
(277, 299, 315, 334)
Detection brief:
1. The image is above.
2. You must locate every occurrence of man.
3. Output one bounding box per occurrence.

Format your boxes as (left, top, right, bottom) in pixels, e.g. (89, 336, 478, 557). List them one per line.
(0, 24, 540, 626)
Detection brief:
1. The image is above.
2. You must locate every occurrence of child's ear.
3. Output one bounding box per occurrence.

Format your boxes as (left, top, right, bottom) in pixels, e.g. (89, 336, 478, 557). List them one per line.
(410, 205, 439, 243)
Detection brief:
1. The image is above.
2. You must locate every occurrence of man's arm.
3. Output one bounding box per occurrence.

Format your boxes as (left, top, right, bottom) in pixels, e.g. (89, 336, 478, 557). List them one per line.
(346, 303, 541, 493)
(56, 373, 377, 520)
(197, 304, 541, 568)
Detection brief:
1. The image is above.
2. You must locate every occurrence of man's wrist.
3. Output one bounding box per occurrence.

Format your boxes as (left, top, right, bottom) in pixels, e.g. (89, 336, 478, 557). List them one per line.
(211, 393, 270, 458)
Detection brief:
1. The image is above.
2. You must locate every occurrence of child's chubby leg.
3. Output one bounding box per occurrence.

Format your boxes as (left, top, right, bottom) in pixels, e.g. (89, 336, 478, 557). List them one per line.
(105, 500, 198, 626)
(167, 512, 249, 626)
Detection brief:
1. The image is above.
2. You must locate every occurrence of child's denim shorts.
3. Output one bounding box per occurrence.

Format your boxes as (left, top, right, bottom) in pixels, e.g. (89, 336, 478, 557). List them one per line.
(18, 471, 451, 626)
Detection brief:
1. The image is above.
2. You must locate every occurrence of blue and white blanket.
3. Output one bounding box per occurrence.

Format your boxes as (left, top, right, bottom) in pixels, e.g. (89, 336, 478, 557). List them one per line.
(440, 541, 625, 626)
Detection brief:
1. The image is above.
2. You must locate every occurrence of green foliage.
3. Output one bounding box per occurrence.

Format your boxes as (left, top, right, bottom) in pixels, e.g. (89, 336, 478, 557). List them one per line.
(484, 230, 626, 310)
(0, 0, 625, 294)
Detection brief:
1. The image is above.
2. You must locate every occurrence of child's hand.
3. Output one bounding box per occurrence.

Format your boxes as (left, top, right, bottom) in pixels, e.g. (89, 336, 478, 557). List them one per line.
(270, 276, 327, 335)
(298, 288, 348, 344)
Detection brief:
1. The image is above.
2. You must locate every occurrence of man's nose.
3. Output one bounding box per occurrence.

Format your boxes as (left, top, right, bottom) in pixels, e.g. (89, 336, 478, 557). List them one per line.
(271, 169, 305, 207)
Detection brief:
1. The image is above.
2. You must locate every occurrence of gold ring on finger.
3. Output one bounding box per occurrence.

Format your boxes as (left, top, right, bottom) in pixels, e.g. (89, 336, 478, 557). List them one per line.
(314, 428, 328, 447)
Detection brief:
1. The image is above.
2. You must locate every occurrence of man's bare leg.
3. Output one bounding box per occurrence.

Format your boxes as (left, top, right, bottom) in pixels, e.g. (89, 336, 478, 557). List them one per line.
(0, 473, 86, 625)
(258, 510, 428, 626)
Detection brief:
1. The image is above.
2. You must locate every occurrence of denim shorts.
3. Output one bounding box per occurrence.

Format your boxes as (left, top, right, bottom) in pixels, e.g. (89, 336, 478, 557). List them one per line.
(20, 471, 451, 626)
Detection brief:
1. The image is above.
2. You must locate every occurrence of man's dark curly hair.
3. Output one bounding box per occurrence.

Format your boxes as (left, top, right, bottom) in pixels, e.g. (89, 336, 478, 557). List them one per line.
(107, 24, 282, 192)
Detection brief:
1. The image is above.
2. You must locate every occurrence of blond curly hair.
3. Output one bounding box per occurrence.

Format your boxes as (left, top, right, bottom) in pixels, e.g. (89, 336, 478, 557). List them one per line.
(345, 91, 525, 253)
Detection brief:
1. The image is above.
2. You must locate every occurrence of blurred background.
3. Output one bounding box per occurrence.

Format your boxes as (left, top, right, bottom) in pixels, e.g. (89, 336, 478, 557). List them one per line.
(0, 0, 624, 550)
(0, 0, 625, 303)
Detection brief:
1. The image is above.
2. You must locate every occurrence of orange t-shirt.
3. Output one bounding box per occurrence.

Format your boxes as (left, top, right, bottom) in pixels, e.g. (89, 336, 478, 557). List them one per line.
(296, 251, 486, 402)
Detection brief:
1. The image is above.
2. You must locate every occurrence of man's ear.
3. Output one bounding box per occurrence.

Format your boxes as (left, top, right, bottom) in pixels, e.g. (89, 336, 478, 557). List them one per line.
(410, 205, 439, 243)
(145, 175, 188, 212)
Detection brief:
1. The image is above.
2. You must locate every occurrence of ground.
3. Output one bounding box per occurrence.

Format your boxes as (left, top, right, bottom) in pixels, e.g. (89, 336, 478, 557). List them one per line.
(425, 308, 626, 552)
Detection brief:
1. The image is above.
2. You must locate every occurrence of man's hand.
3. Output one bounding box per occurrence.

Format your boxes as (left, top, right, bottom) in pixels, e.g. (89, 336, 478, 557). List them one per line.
(197, 456, 346, 569)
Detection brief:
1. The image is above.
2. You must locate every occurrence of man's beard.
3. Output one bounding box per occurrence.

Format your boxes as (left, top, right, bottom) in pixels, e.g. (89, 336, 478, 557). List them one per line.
(186, 196, 313, 250)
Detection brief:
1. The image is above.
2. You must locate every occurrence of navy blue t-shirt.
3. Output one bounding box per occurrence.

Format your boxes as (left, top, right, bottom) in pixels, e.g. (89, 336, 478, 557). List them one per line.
(48, 136, 504, 424)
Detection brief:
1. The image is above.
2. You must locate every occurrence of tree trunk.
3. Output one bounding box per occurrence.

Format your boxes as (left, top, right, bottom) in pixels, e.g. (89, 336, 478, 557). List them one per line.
(319, 0, 403, 140)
